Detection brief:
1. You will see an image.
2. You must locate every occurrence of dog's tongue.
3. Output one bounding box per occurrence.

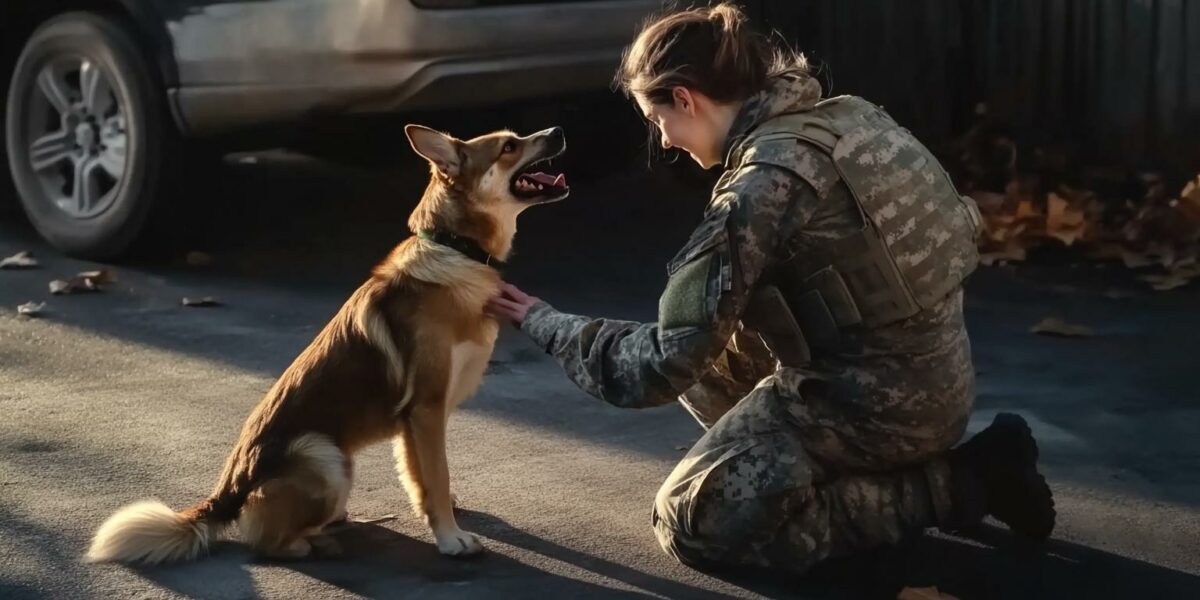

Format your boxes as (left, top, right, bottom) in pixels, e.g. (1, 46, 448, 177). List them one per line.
(527, 172, 567, 187)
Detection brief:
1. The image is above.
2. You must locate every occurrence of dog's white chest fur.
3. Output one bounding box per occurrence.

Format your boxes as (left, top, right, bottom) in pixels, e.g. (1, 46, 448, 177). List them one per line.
(446, 322, 499, 411)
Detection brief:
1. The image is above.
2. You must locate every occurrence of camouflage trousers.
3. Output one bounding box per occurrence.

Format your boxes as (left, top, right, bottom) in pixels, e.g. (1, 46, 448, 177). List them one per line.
(651, 368, 971, 573)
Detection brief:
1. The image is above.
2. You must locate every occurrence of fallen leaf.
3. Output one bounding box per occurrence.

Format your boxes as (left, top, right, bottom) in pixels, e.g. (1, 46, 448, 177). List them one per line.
(1120, 251, 1154, 269)
(1151, 278, 1189, 291)
(1174, 263, 1200, 279)
(182, 296, 221, 307)
(985, 225, 1012, 243)
(186, 251, 214, 267)
(16, 302, 46, 317)
(77, 269, 116, 286)
(1030, 317, 1094, 337)
(1141, 273, 1193, 292)
(1046, 193, 1067, 223)
(1179, 177, 1200, 221)
(1015, 199, 1040, 220)
(1045, 193, 1088, 246)
(0, 251, 39, 269)
(1047, 225, 1086, 246)
(675, 445, 688, 451)
(49, 276, 100, 295)
(1146, 243, 1177, 268)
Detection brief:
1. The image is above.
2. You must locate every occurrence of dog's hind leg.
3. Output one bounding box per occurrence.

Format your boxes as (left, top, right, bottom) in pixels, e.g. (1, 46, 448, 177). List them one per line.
(394, 404, 482, 556)
(240, 434, 350, 560)
(240, 478, 318, 559)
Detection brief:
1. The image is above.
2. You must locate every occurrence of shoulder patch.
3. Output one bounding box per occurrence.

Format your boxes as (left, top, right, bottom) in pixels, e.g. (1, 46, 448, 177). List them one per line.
(660, 207, 732, 333)
(659, 252, 716, 331)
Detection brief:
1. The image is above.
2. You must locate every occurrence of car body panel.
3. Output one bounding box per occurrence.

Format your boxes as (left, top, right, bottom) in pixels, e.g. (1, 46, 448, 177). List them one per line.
(153, 0, 658, 134)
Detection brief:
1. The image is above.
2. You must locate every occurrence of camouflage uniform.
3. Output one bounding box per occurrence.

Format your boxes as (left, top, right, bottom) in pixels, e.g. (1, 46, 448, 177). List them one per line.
(520, 75, 976, 573)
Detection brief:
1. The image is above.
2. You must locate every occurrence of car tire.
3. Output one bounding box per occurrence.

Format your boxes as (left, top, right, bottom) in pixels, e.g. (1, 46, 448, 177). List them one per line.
(5, 12, 177, 259)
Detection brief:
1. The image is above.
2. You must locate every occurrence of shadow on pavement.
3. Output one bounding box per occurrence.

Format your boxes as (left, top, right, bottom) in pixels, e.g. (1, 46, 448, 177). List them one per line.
(0, 581, 47, 600)
(934, 524, 1200, 600)
(457, 509, 735, 600)
(705, 524, 1200, 600)
(136, 522, 657, 600)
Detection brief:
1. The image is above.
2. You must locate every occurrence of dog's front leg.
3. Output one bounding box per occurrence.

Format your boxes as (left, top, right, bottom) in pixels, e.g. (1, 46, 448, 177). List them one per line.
(402, 403, 483, 556)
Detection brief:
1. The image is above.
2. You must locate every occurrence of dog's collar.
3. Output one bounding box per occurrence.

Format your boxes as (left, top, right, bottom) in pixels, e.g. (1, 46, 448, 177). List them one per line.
(416, 229, 502, 267)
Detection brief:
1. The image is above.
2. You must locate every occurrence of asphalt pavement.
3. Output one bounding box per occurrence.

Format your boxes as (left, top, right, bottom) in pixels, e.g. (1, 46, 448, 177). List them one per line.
(1, 143, 1198, 599)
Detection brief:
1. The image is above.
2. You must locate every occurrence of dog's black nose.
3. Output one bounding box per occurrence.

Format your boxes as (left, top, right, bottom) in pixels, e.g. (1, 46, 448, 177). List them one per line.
(547, 127, 565, 144)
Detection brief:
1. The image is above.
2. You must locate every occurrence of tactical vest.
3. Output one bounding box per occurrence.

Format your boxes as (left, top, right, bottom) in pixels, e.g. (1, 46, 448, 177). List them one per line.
(729, 95, 983, 365)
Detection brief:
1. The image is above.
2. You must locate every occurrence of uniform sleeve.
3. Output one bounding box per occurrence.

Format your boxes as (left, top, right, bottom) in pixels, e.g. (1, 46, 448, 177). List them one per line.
(520, 165, 813, 409)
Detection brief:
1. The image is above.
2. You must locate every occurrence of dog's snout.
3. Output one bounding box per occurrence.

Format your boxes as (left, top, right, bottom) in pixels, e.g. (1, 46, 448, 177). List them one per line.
(535, 127, 565, 146)
(540, 127, 566, 154)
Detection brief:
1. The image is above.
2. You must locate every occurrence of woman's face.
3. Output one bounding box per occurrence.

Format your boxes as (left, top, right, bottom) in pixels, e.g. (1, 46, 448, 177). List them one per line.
(636, 88, 724, 169)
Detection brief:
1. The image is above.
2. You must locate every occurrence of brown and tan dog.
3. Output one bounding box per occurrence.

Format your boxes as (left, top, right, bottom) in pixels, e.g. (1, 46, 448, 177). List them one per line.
(86, 125, 569, 564)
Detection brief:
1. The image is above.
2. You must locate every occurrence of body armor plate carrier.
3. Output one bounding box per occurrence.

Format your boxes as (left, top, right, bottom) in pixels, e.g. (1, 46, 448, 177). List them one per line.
(731, 96, 984, 365)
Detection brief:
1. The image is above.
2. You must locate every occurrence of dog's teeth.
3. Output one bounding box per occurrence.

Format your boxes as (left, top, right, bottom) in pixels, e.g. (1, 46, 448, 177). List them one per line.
(537, 184, 543, 190)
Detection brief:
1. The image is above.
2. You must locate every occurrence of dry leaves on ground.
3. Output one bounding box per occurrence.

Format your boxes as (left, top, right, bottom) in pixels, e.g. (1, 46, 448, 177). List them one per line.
(1, 251, 39, 269)
(181, 296, 221, 307)
(16, 301, 46, 317)
(971, 175, 1200, 291)
(952, 113, 1200, 291)
(49, 269, 117, 295)
(1030, 317, 1094, 337)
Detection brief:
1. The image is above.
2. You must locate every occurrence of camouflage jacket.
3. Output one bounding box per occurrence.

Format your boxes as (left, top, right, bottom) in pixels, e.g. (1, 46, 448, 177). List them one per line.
(521, 75, 974, 432)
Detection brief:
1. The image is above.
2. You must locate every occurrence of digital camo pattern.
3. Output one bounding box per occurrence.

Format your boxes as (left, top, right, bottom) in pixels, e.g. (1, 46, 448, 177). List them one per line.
(521, 74, 975, 573)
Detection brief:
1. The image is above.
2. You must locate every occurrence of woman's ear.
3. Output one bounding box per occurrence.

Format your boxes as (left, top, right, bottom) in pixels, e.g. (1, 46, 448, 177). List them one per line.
(672, 86, 696, 117)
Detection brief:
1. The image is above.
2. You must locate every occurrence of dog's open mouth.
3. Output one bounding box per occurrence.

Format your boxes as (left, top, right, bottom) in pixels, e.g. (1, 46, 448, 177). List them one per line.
(511, 161, 569, 201)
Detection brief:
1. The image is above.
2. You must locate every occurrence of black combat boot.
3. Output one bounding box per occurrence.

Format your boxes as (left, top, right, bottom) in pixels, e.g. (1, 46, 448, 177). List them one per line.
(947, 412, 1056, 540)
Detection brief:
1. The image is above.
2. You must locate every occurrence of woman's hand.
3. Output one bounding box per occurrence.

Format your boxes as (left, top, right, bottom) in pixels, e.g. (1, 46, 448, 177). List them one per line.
(486, 282, 540, 327)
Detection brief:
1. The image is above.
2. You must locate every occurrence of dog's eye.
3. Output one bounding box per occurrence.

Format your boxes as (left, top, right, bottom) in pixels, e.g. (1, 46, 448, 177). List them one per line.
(502, 141, 517, 154)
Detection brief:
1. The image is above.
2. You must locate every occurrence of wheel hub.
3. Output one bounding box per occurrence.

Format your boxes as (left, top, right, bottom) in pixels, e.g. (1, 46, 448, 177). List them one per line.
(22, 58, 128, 219)
(74, 121, 99, 153)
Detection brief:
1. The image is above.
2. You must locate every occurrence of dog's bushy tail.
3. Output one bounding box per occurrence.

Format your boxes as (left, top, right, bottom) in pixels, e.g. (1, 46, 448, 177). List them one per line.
(87, 446, 270, 565)
(85, 500, 224, 564)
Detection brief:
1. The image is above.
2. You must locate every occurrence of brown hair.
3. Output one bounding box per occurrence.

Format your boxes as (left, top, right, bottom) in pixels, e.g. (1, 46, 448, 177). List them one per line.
(616, 2, 810, 106)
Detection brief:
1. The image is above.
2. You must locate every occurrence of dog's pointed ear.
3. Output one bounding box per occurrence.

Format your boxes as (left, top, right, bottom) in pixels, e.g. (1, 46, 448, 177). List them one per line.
(405, 124, 461, 178)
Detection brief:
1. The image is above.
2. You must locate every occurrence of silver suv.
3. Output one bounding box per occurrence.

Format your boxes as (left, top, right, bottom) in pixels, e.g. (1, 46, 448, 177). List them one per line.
(1, 0, 658, 258)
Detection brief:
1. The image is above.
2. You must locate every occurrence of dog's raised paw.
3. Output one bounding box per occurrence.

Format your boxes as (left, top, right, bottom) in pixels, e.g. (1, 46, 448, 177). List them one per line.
(436, 529, 483, 557)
